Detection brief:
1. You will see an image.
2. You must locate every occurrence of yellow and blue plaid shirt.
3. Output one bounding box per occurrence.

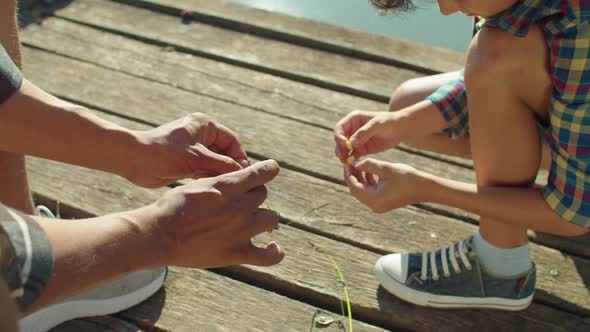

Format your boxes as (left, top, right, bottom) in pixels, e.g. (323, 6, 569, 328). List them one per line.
(427, 0, 590, 227)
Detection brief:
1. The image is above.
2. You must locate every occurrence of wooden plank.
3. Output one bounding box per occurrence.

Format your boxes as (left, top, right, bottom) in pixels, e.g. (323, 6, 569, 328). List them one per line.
(51, 316, 140, 332)
(51, 0, 422, 102)
(24, 108, 590, 325)
(19, 41, 590, 260)
(26, 156, 589, 331)
(118, 267, 387, 332)
(112, 0, 465, 74)
(20, 18, 381, 130)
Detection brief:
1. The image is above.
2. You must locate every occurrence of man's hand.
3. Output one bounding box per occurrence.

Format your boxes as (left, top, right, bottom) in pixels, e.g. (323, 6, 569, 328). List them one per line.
(344, 159, 425, 213)
(334, 110, 408, 162)
(140, 160, 285, 268)
(129, 113, 249, 188)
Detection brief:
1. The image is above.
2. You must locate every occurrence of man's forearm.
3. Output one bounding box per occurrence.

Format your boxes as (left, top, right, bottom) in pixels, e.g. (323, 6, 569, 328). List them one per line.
(421, 173, 588, 236)
(29, 206, 159, 312)
(0, 79, 145, 179)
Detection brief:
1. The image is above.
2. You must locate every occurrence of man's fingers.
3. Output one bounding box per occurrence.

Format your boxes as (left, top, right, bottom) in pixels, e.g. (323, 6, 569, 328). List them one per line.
(216, 160, 280, 195)
(241, 241, 285, 266)
(353, 158, 389, 177)
(243, 208, 280, 237)
(209, 123, 249, 166)
(234, 186, 268, 210)
(188, 145, 243, 177)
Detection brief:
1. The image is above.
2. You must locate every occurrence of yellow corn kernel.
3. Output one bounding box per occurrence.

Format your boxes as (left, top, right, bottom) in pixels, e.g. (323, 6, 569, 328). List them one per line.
(346, 155, 357, 165)
(345, 140, 353, 152)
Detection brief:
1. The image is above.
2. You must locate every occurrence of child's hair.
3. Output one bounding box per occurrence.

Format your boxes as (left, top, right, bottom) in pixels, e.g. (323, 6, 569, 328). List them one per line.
(369, 0, 415, 13)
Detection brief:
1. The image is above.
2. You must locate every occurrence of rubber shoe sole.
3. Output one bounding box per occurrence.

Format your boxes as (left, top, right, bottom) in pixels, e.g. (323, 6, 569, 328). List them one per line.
(19, 269, 166, 332)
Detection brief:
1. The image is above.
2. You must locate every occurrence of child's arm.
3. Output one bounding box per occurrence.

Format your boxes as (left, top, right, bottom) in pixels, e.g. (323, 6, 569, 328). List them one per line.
(334, 100, 448, 161)
(345, 159, 589, 237)
(335, 72, 468, 161)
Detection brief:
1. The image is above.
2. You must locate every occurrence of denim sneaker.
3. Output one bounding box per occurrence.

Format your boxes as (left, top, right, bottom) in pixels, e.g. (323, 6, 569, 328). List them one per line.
(374, 237, 536, 310)
(19, 206, 167, 332)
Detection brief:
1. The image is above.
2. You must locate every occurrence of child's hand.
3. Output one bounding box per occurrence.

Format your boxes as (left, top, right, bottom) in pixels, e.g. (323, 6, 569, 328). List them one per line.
(333, 110, 408, 162)
(344, 158, 426, 213)
(128, 113, 249, 188)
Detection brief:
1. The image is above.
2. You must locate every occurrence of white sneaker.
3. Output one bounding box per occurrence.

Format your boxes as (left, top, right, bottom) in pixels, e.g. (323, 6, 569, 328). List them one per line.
(19, 206, 167, 332)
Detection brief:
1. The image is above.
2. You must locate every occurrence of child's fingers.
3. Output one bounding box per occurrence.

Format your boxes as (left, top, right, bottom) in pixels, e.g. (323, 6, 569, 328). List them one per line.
(349, 121, 378, 157)
(364, 171, 378, 187)
(345, 169, 365, 192)
(334, 126, 351, 162)
(353, 158, 389, 177)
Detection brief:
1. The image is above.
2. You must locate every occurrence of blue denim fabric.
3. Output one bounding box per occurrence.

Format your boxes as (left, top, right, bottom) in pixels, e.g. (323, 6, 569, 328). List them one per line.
(403, 240, 536, 300)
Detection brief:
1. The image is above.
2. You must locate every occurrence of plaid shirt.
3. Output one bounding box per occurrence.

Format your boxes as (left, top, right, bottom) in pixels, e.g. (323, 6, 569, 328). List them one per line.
(427, 0, 590, 227)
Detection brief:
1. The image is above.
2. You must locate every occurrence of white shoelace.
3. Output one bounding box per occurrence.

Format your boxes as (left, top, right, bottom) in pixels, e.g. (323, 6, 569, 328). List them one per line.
(420, 240, 472, 281)
(36, 205, 58, 219)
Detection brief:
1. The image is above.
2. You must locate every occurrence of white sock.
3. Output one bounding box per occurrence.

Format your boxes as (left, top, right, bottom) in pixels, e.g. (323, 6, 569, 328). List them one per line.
(472, 230, 532, 278)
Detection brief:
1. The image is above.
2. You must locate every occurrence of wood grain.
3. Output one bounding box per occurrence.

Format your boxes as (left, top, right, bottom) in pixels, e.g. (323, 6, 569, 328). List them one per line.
(114, 0, 466, 74)
(27, 156, 589, 331)
(52, 0, 421, 102)
(118, 267, 386, 332)
(23, 111, 590, 327)
(20, 41, 589, 260)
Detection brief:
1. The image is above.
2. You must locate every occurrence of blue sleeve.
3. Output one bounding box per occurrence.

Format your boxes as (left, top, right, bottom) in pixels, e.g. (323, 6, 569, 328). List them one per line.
(0, 204, 53, 312)
(0, 44, 22, 104)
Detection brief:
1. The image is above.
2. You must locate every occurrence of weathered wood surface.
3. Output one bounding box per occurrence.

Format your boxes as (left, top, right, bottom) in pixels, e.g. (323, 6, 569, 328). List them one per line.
(52, 0, 422, 102)
(20, 16, 568, 240)
(49, 316, 139, 332)
(21, 46, 590, 316)
(113, 0, 465, 75)
(23, 108, 590, 330)
(26, 155, 590, 331)
(119, 267, 387, 332)
(19, 15, 550, 198)
(19, 0, 590, 330)
(20, 40, 590, 263)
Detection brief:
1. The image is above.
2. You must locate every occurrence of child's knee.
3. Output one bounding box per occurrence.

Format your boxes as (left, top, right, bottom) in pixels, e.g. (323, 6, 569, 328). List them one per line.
(465, 26, 550, 114)
(466, 26, 547, 81)
(389, 78, 427, 111)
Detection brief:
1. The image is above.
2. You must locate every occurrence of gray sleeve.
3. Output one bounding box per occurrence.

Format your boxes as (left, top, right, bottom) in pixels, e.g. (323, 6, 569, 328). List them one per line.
(0, 204, 53, 312)
(0, 44, 23, 104)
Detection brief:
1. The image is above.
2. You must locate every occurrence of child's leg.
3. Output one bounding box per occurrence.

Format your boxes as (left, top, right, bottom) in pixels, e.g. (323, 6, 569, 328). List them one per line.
(389, 70, 552, 169)
(0, 152, 35, 214)
(465, 25, 551, 248)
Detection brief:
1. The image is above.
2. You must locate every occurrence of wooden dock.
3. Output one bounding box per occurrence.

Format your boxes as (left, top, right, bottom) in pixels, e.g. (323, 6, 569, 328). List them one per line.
(18, 0, 590, 330)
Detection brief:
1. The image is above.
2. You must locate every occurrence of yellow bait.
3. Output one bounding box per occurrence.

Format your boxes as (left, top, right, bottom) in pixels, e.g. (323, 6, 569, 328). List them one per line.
(345, 140, 356, 164)
(345, 140, 353, 152)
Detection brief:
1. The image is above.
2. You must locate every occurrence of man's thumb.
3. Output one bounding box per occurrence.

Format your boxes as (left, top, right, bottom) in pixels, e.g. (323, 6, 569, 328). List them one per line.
(188, 145, 243, 176)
